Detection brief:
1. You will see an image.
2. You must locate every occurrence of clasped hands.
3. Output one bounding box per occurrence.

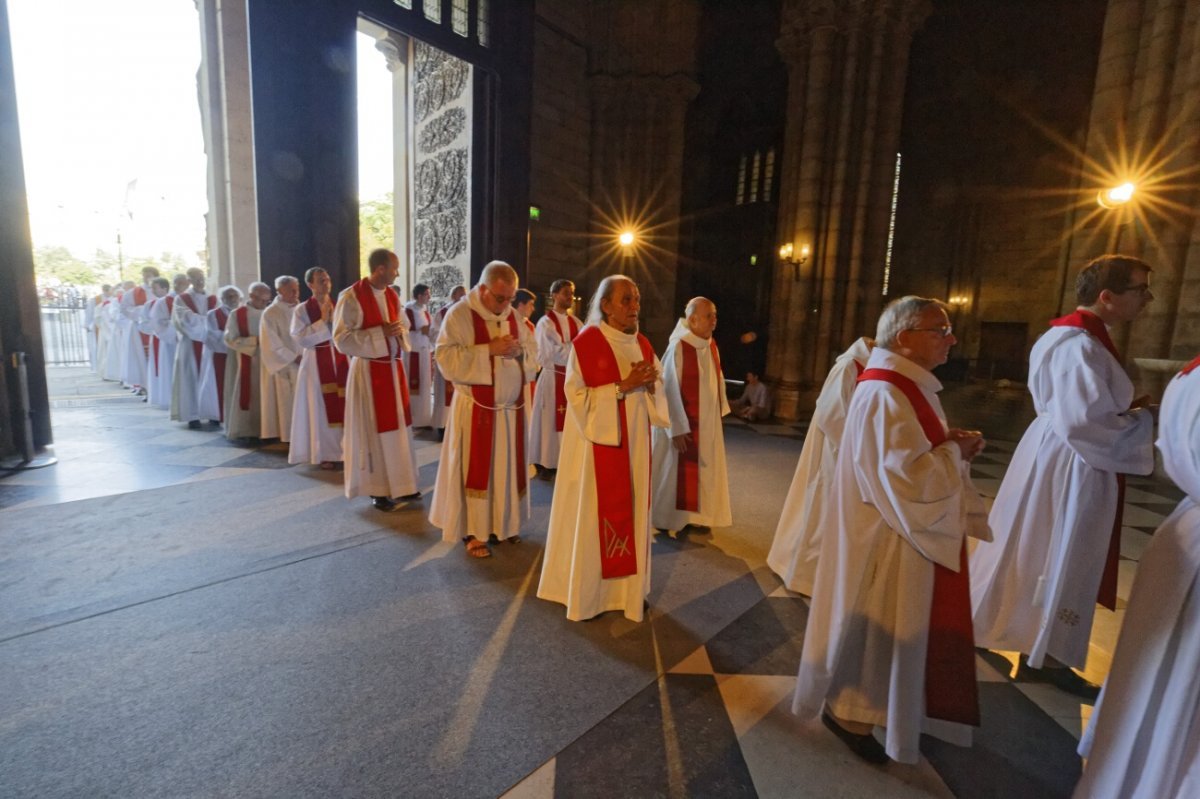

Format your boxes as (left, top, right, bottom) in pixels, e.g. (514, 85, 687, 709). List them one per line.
(948, 428, 986, 461)
(487, 335, 522, 359)
(618, 360, 658, 397)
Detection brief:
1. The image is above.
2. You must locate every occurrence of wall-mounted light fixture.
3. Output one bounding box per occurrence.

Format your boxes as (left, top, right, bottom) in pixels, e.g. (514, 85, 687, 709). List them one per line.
(778, 242, 810, 281)
(1097, 181, 1135, 209)
(947, 295, 970, 307)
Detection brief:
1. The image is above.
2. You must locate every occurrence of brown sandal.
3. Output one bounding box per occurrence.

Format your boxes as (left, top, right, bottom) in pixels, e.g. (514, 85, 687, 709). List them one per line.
(465, 538, 491, 559)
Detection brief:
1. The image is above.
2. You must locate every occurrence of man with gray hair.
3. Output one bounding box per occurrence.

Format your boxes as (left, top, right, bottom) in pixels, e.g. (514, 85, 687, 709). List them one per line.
(259, 275, 303, 443)
(223, 282, 272, 441)
(198, 285, 241, 426)
(650, 296, 732, 535)
(537, 275, 670, 621)
(794, 295, 988, 764)
(529, 278, 580, 477)
(430, 261, 538, 558)
(171, 267, 217, 428)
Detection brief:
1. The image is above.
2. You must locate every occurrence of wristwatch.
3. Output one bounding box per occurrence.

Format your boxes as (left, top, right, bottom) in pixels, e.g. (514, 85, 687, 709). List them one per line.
(615, 384, 625, 401)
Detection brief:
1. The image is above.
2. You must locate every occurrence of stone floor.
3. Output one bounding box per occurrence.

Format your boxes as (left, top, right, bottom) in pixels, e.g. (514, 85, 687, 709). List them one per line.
(0, 368, 1185, 798)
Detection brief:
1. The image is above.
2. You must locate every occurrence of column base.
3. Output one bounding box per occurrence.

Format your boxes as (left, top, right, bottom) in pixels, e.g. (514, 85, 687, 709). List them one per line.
(769, 380, 820, 422)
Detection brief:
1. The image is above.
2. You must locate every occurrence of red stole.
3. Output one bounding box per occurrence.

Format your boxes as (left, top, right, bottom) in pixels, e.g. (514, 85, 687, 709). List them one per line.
(1048, 309, 1123, 610)
(213, 308, 229, 422)
(133, 286, 150, 350)
(303, 297, 349, 427)
(573, 325, 656, 580)
(179, 293, 216, 372)
(676, 338, 723, 512)
(234, 307, 253, 411)
(857, 367, 980, 727)
(523, 317, 537, 402)
(1181, 354, 1200, 376)
(548, 312, 581, 432)
(352, 279, 411, 432)
(464, 310, 527, 498)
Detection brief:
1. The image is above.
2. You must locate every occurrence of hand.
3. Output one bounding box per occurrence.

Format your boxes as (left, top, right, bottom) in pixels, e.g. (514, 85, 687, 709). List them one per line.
(488, 335, 521, 358)
(619, 360, 658, 393)
(383, 320, 405, 338)
(672, 433, 692, 453)
(420, 325, 431, 336)
(948, 429, 985, 461)
(1130, 394, 1153, 410)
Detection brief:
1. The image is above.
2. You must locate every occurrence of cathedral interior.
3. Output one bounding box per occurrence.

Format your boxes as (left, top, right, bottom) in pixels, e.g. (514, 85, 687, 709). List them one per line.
(1, 0, 1198, 796)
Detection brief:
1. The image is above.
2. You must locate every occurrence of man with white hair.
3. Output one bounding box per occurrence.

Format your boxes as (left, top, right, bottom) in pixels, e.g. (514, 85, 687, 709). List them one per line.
(794, 296, 988, 764)
(537, 275, 670, 621)
(289, 267, 348, 468)
(198, 285, 241, 426)
(223, 282, 271, 441)
(171, 267, 217, 428)
(259, 275, 303, 443)
(650, 297, 731, 535)
(430, 261, 538, 558)
(140, 277, 175, 410)
(404, 282, 435, 428)
(769, 336, 874, 595)
(431, 285, 467, 439)
(334, 249, 421, 512)
(529, 279, 580, 477)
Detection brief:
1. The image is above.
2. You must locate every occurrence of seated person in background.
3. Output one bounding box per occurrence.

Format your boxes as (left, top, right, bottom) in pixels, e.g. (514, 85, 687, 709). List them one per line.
(729, 370, 771, 421)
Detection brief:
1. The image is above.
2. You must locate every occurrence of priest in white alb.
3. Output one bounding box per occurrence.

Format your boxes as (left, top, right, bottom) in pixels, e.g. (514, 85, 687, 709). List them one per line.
(1074, 354, 1200, 799)
(198, 285, 240, 427)
(223, 282, 271, 441)
(171, 267, 217, 428)
(289, 267, 348, 468)
(259, 275, 303, 443)
(100, 286, 124, 382)
(334, 249, 421, 512)
(971, 255, 1156, 698)
(793, 296, 989, 765)
(768, 336, 873, 595)
(404, 282, 435, 428)
(117, 266, 157, 393)
(431, 285, 466, 438)
(537, 275, 670, 622)
(430, 261, 537, 559)
(650, 297, 731, 535)
(529, 279, 580, 476)
(141, 277, 175, 410)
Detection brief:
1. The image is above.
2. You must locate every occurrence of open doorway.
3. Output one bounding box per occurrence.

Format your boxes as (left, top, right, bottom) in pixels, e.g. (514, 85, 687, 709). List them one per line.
(356, 18, 473, 303)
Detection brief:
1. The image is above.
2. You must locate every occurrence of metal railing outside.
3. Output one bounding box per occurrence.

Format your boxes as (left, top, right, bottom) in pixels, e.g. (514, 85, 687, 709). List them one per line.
(38, 289, 92, 367)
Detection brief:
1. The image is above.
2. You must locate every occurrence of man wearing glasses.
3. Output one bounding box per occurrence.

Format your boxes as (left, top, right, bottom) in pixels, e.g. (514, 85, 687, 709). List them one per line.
(971, 254, 1157, 699)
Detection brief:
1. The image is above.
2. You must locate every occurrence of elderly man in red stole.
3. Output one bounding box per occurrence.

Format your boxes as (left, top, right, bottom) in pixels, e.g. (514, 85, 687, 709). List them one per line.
(793, 296, 989, 764)
(431, 285, 466, 440)
(536, 275, 670, 621)
(140, 277, 174, 410)
(529, 279, 580, 478)
(403, 282, 435, 428)
(118, 265, 158, 393)
(198, 285, 240, 426)
(171, 267, 217, 428)
(430, 261, 537, 559)
(289, 267, 349, 469)
(971, 255, 1156, 699)
(650, 296, 731, 535)
(334, 249, 421, 513)
(223, 282, 271, 442)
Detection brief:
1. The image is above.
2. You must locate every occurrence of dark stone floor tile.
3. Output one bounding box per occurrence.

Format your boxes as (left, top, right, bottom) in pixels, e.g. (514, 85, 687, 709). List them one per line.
(705, 597, 809, 676)
(221, 450, 295, 469)
(1135, 501, 1182, 516)
(553, 674, 756, 799)
(923, 682, 1082, 799)
(0, 483, 54, 510)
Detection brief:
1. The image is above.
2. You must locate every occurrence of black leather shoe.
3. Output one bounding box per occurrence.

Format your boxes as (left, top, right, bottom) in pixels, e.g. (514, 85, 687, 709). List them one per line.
(822, 712, 889, 764)
(371, 497, 400, 512)
(1016, 659, 1100, 700)
(396, 491, 422, 501)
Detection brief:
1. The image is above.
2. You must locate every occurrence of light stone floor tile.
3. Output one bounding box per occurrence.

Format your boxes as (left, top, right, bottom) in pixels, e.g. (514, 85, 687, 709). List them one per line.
(3, 484, 130, 510)
(1124, 486, 1179, 504)
(1117, 560, 1138, 602)
(499, 758, 555, 799)
(415, 442, 442, 469)
(1119, 504, 1168, 528)
(716, 674, 954, 799)
(969, 463, 1008, 479)
(156, 445, 254, 468)
(970, 477, 1000, 498)
(669, 645, 715, 675)
(975, 653, 1009, 683)
(1013, 683, 1092, 741)
(141, 429, 228, 447)
(180, 467, 268, 484)
(1119, 527, 1152, 562)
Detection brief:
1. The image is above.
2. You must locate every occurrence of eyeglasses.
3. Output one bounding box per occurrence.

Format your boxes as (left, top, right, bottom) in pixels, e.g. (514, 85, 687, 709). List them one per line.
(1116, 283, 1152, 297)
(907, 325, 954, 338)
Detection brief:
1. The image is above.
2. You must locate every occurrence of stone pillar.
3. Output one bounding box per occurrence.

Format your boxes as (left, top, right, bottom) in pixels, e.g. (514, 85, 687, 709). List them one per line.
(372, 32, 412, 284)
(767, 0, 929, 420)
(197, 0, 260, 290)
(1062, 0, 1200, 397)
(585, 0, 700, 346)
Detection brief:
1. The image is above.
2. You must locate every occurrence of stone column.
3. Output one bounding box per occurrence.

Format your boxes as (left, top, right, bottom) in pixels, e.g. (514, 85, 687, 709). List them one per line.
(196, 0, 260, 289)
(373, 32, 412, 282)
(767, 0, 929, 420)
